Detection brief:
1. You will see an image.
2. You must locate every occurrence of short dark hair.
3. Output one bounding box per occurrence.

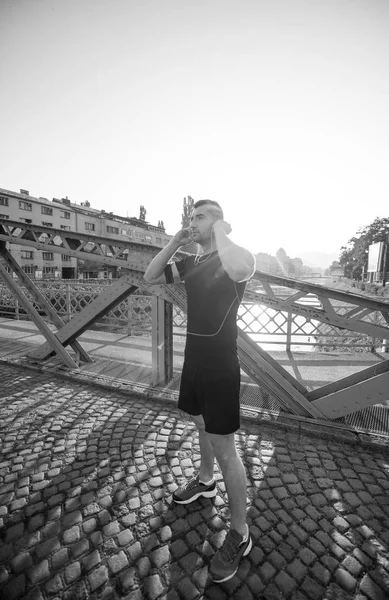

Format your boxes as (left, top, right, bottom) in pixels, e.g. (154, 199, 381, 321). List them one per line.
(193, 199, 224, 220)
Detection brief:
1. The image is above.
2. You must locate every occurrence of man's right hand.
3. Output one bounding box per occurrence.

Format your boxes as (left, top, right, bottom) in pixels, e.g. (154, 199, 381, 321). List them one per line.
(172, 227, 194, 247)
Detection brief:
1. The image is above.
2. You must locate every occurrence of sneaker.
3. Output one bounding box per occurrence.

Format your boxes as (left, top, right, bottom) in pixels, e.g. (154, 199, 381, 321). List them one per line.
(209, 527, 252, 583)
(172, 474, 216, 504)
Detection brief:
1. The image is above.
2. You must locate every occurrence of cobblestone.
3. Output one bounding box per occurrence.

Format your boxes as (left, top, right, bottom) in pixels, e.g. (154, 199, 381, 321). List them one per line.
(88, 565, 108, 592)
(0, 364, 389, 600)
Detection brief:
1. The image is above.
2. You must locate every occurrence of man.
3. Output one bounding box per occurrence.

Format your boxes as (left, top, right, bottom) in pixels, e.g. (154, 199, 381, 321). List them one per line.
(144, 199, 256, 583)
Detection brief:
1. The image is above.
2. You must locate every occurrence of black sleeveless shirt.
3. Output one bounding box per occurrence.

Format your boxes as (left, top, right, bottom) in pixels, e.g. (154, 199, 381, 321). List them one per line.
(172, 251, 246, 358)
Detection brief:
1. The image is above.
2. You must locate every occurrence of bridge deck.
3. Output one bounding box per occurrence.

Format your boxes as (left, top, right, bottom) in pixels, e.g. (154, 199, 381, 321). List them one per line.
(1, 317, 388, 436)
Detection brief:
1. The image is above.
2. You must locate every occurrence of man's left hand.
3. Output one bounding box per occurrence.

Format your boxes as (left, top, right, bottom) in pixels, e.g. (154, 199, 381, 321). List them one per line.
(213, 220, 232, 235)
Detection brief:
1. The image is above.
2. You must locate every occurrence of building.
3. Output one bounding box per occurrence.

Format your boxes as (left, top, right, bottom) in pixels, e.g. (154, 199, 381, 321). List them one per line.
(255, 252, 279, 275)
(254, 251, 314, 280)
(0, 187, 172, 280)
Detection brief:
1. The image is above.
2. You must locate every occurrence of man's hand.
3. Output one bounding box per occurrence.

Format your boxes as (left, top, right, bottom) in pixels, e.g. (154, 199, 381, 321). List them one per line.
(172, 227, 194, 247)
(213, 220, 232, 235)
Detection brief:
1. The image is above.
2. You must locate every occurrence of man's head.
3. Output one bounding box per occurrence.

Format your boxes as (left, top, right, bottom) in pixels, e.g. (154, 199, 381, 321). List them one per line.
(190, 200, 224, 245)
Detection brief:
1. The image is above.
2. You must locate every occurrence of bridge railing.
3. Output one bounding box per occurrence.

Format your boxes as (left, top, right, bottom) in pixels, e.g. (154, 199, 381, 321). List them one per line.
(0, 280, 386, 352)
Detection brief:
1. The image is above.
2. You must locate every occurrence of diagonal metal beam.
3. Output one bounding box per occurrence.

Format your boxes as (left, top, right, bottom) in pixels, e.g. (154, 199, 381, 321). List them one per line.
(27, 271, 173, 362)
(237, 330, 326, 419)
(381, 311, 389, 325)
(0, 261, 78, 369)
(343, 306, 369, 319)
(307, 359, 389, 402)
(28, 274, 142, 360)
(311, 370, 389, 419)
(283, 290, 309, 306)
(0, 245, 92, 363)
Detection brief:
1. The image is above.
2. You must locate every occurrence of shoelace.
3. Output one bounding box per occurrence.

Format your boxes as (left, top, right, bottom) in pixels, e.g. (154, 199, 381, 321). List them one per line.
(185, 476, 201, 490)
(219, 531, 242, 564)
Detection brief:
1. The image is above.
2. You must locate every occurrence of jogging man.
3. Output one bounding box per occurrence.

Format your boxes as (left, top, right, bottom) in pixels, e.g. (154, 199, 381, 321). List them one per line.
(144, 199, 256, 583)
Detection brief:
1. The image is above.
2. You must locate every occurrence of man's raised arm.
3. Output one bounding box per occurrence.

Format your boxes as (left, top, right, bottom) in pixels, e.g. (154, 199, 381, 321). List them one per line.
(213, 220, 256, 283)
(143, 228, 193, 284)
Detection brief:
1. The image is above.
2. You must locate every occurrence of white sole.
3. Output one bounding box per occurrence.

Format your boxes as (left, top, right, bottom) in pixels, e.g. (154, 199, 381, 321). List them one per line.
(211, 537, 253, 583)
(173, 487, 217, 504)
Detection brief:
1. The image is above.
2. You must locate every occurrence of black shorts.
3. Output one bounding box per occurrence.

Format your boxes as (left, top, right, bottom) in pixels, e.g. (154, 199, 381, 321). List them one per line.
(178, 342, 241, 435)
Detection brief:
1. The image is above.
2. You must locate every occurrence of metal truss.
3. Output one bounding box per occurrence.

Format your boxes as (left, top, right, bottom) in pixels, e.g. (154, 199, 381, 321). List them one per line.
(0, 219, 156, 271)
(1, 218, 389, 422)
(247, 272, 389, 342)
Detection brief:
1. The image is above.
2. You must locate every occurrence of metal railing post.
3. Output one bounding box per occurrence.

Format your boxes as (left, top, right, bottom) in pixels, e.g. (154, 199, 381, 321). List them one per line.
(152, 295, 173, 386)
(286, 311, 292, 352)
(66, 283, 71, 321)
(127, 296, 132, 336)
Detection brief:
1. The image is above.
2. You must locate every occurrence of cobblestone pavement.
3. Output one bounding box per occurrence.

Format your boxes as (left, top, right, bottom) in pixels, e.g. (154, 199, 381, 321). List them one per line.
(0, 364, 389, 600)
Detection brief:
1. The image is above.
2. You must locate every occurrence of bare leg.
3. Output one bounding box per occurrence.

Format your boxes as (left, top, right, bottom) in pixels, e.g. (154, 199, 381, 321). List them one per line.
(208, 432, 247, 537)
(193, 415, 215, 482)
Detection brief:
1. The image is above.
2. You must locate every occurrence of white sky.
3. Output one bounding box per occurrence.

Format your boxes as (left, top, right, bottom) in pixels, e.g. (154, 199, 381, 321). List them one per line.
(1, 0, 388, 262)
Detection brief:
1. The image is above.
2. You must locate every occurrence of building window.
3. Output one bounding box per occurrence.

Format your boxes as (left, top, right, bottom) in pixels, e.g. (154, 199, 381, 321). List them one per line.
(42, 222, 53, 227)
(21, 251, 34, 259)
(156, 237, 162, 244)
(19, 201, 32, 211)
(23, 266, 35, 275)
(0, 197, 9, 206)
(107, 226, 119, 234)
(60, 210, 71, 219)
(121, 229, 127, 236)
(85, 222, 95, 231)
(41, 206, 53, 215)
(43, 266, 58, 274)
(135, 231, 144, 239)
(20, 218, 32, 224)
(62, 254, 71, 261)
(145, 235, 152, 242)
(60, 225, 71, 231)
(0, 214, 9, 220)
(42, 252, 54, 260)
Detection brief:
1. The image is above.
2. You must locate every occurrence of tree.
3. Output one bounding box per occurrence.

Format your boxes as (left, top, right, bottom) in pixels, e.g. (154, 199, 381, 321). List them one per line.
(181, 196, 195, 228)
(276, 248, 288, 262)
(180, 196, 198, 253)
(139, 205, 147, 221)
(290, 257, 303, 278)
(275, 248, 300, 277)
(339, 217, 389, 279)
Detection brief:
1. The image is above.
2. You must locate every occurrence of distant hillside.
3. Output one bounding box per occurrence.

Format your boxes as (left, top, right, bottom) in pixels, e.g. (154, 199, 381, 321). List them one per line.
(296, 250, 341, 270)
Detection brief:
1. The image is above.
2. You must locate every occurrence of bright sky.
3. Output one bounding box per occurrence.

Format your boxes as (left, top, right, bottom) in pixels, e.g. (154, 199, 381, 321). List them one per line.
(1, 0, 388, 264)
